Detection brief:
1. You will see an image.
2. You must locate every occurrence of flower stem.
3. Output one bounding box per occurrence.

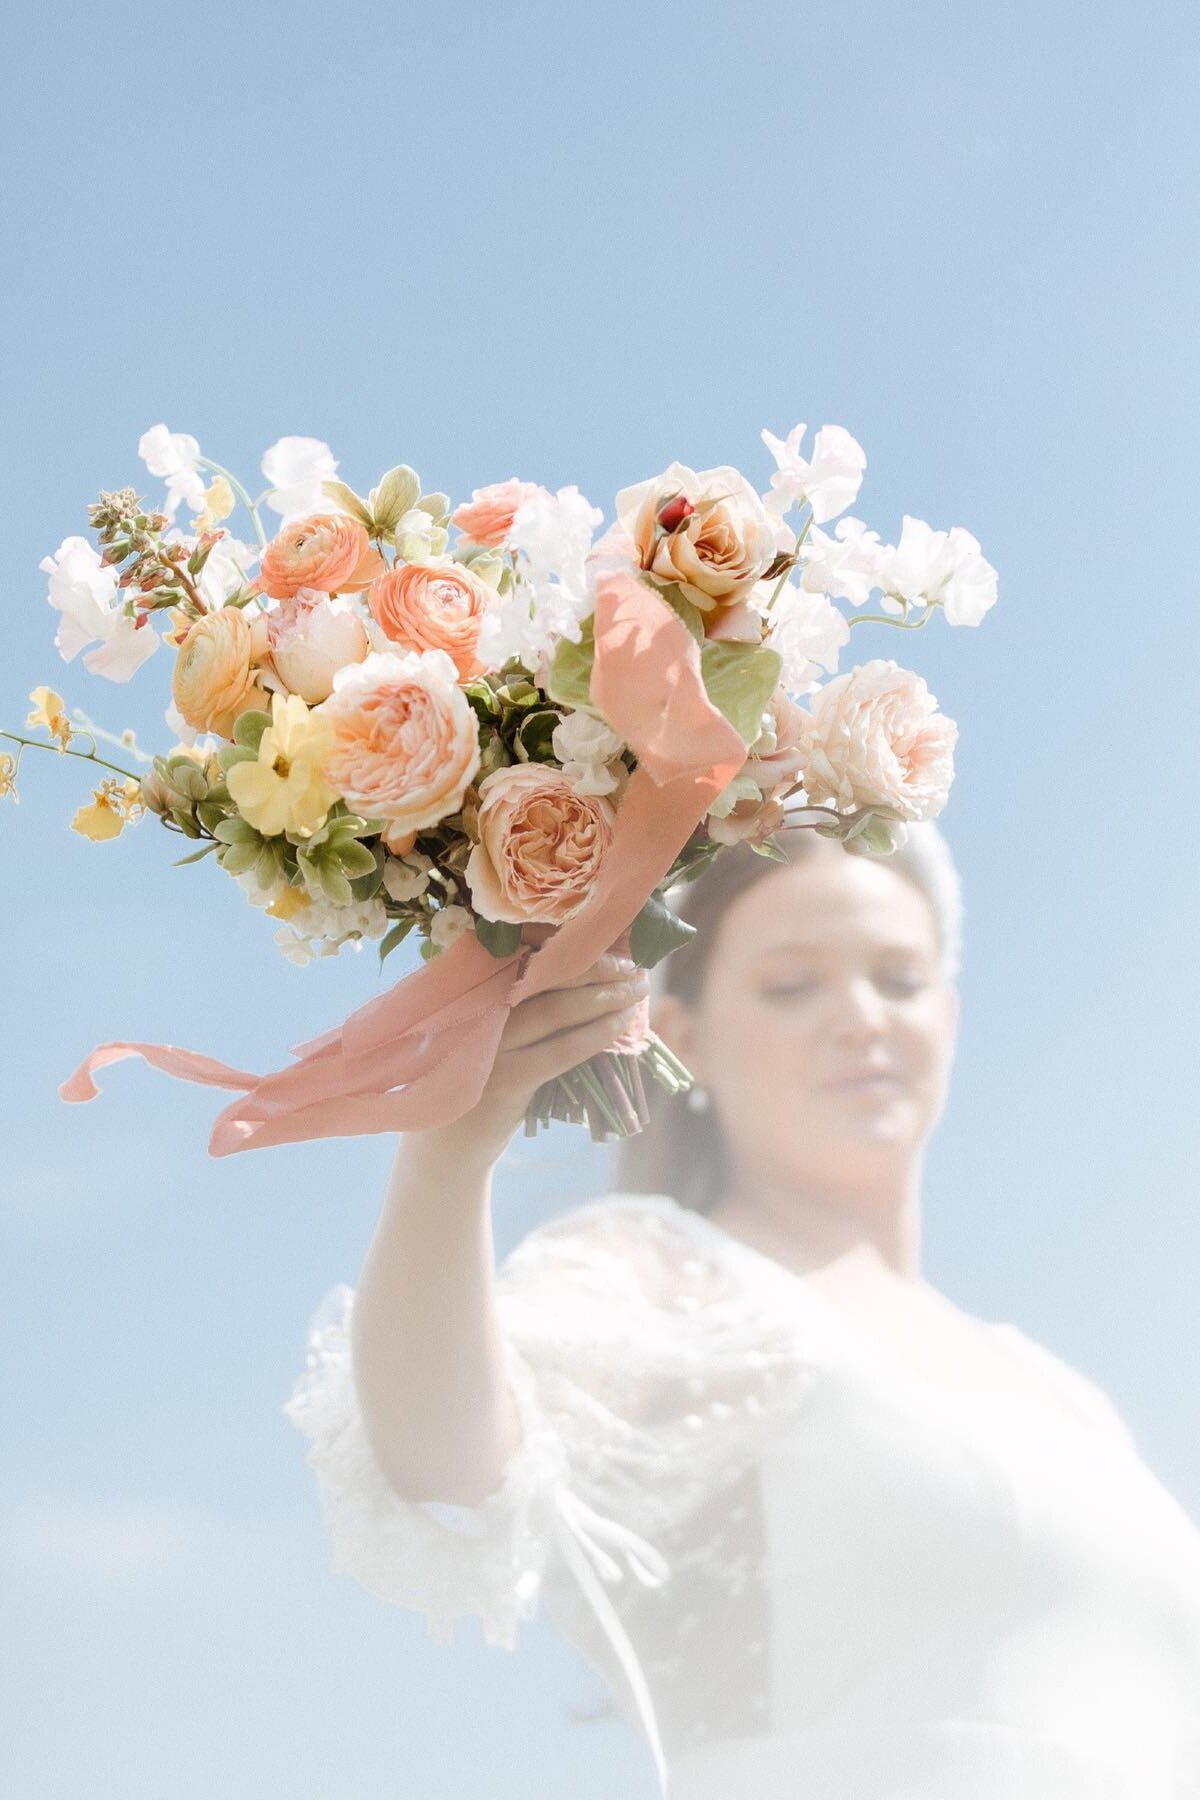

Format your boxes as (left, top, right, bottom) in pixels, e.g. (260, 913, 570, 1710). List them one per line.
(0, 731, 140, 780)
(198, 457, 268, 549)
(848, 602, 936, 630)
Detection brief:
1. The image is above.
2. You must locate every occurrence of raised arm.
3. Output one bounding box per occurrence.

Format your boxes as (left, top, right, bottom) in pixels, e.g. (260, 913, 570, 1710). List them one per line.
(348, 947, 651, 1507)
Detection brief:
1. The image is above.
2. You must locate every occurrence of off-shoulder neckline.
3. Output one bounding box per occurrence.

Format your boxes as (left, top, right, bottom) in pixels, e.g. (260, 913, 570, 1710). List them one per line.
(557, 1191, 1120, 1435)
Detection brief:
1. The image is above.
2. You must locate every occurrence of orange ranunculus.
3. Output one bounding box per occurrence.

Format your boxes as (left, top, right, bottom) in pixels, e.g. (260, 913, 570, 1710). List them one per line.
(257, 514, 384, 600)
(171, 606, 273, 739)
(367, 558, 499, 681)
(450, 479, 546, 548)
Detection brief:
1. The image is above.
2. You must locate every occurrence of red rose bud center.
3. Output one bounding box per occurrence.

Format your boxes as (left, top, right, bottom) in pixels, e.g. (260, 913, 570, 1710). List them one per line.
(656, 493, 695, 533)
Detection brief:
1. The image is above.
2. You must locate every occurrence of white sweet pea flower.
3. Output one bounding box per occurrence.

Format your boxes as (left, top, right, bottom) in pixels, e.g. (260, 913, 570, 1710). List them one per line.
(880, 515, 998, 626)
(795, 517, 888, 607)
(40, 535, 159, 682)
(551, 708, 626, 795)
(261, 436, 339, 521)
(394, 508, 449, 562)
(273, 891, 389, 963)
(761, 423, 866, 525)
(762, 581, 851, 697)
(138, 424, 207, 519)
(477, 486, 603, 673)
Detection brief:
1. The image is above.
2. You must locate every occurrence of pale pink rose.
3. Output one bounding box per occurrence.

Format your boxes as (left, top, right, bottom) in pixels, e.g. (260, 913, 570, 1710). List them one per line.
(255, 513, 385, 600)
(266, 588, 370, 703)
(367, 558, 499, 681)
(315, 648, 481, 840)
(795, 659, 957, 821)
(451, 479, 548, 547)
(615, 461, 777, 612)
(465, 762, 615, 925)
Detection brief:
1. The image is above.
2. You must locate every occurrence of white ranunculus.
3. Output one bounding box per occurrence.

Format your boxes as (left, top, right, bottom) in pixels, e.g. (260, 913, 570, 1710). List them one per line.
(40, 535, 160, 682)
(762, 581, 851, 697)
(761, 423, 866, 525)
(796, 517, 887, 608)
(880, 515, 998, 626)
(261, 436, 339, 521)
(138, 424, 207, 519)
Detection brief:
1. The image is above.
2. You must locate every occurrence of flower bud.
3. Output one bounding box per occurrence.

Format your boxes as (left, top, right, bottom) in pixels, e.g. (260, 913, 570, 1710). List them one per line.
(656, 493, 695, 534)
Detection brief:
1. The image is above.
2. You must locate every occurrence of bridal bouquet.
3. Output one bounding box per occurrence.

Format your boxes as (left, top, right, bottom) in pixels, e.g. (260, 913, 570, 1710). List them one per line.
(4, 422, 996, 1148)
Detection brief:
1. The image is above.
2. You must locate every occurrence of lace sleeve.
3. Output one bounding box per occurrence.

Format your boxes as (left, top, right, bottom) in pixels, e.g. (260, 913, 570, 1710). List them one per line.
(281, 1191, 818, 1653)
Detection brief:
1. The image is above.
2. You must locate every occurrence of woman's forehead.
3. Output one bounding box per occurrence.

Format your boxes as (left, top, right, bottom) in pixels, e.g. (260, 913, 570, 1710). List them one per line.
(719, 856, 939, 953)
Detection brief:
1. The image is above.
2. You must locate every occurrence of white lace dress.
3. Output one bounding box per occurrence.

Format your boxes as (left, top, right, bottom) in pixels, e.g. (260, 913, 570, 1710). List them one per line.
(283, 1191, 1200, 1798)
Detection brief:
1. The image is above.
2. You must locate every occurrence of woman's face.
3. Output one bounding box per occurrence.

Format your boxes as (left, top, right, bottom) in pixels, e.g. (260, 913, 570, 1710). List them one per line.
(654, 841, 960, 1197)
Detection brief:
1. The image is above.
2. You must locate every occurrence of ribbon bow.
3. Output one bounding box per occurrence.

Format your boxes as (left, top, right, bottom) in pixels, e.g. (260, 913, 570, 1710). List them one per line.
(60, 569, 748, 1154)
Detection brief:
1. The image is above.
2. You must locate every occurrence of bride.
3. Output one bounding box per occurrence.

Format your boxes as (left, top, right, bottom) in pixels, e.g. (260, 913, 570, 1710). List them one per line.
(284, 819, 1200, 1797)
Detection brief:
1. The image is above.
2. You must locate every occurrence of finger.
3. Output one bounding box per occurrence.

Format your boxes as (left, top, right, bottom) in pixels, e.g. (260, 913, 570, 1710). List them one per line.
(502, 972, 649, 1053)
(504, 998, 648, 1089)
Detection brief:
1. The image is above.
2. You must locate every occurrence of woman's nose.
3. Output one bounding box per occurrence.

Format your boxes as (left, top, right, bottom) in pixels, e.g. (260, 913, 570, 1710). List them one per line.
(830, 978, 889, 1038)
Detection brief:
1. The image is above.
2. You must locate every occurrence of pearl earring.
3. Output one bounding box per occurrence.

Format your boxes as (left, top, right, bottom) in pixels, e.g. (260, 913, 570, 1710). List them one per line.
(686, 1084, 710, 1114)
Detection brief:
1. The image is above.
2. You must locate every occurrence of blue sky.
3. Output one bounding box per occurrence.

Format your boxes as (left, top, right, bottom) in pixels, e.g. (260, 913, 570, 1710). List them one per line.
(2, 0, 1197, 1794)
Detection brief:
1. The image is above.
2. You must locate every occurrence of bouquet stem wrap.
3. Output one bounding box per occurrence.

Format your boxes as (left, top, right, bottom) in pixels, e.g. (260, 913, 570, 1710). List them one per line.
(60, 569, 747, 1158)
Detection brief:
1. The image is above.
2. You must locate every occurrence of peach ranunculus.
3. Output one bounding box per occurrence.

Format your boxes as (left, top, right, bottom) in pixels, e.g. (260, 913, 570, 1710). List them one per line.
(795, 659, 958, 822)
(256, 514, 385, 600)
(367, 558, 500, 681)
(265, 587, 370, 703)
(171, 605, 274, 738)
(315, 648, 481, 846)
(465, 762, 615, 926)
(615, 461, 777, 613)
(451, 479, 547, 548)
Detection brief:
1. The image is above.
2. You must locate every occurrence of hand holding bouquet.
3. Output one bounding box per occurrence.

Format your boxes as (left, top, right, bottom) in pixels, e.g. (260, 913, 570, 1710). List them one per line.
(3, 422, 996, 1146)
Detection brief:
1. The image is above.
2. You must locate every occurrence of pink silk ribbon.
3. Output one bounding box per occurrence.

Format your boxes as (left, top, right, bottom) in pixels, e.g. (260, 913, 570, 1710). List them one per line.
(59, 567, 748, 1157)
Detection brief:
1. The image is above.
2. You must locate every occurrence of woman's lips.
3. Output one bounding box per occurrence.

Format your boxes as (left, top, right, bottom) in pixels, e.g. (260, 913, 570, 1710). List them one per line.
(821, 1072, 903, 1094)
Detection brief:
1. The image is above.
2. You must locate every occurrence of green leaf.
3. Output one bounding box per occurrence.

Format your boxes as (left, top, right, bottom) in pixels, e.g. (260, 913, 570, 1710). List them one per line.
(544, 615, 596, 711)
(334, 839, 379, 879)
(628, 890, 697, 969)
(254, 841, 283, 888)
(232, 709, 272, 752)
(322, 479, 373, 527)
(311, 858, 354, 906)
(474, 915, 523, 958)
(212, 816, 261, 846)
(378, 917, 416, 965)
(168, 807, 201, 838)
(196, 799, 231, 834)
(368, 465, 420, 533)
(216, 838, 262, 874)
(655, 581, 706, 643)
(514, 707, 561, 763)
(217, 743, 258, 774)
(172, 843, 218, 867)
(699, 642, 782, 745)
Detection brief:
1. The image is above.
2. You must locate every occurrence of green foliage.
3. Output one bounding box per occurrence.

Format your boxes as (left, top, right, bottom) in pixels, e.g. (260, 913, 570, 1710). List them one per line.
(232, 709, 271, 752)
(378, 917, 416, 966)
(699, 641, 782, 745)
(474, 915, 523, 958)
(544, 615, 596, 711)
(628, 890, 697, 968)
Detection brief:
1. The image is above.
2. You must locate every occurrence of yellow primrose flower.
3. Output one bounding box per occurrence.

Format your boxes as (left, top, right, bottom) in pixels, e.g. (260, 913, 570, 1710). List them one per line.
(266, 883, 312, 921)
(71, 776, 144, 842)
(225, 691, 338, 838)
(27, 685, 73, 751)
(0, 751, 19, 802)
(192, 475, 236, 533)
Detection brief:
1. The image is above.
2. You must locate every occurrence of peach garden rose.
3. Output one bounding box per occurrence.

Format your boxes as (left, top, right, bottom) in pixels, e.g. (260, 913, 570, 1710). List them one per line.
(315, 647, 481, 848)
(367, 557, 500, 681)
(795, 658, 957, 822)
(615, 461, 777, 613)
(171, 605, 274, 738)
(256, 513, 384, 600)
(465, 761, 616, 925)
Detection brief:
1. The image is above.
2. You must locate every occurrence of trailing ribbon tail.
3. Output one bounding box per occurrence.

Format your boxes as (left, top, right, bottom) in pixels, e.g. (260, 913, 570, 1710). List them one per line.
(549, 1482, 673, 1800)
(58, 568, 748, 1158)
